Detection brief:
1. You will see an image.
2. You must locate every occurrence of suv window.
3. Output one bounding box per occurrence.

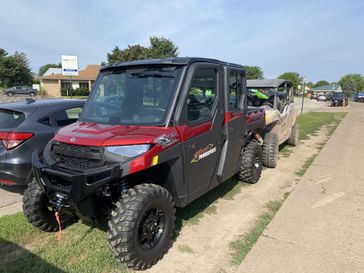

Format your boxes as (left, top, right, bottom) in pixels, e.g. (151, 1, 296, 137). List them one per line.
(0, 109, 25, 129)
(187, 67, 217, 122)
(54, 107, 82, 126)
(228, 72, 242, 111)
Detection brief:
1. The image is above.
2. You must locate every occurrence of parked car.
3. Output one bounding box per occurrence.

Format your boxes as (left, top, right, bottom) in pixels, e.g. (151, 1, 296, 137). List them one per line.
(330, 92, 348, 107)
(247, 79, 298, 168)
(355, 92, 364, 102)
(3, 86, 39, 97)
(0, 99, 84, 186)
(310, 93, 317, 100)
(317, 94, 327, 102)
(24, 57, 267, 270)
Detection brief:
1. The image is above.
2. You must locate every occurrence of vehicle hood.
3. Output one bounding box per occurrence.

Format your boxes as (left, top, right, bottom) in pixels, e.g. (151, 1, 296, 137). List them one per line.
(53, 121, 180, 147)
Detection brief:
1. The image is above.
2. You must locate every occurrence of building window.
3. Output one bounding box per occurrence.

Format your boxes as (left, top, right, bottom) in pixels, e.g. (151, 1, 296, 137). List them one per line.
(79, 82, 89, 89)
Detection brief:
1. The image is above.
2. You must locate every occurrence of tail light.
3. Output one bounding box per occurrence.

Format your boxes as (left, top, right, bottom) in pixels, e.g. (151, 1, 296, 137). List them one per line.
(0, 131, 33, 150)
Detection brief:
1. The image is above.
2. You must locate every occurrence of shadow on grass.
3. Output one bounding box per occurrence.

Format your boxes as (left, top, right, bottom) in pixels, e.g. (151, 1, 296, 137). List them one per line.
(0, 238, 66, 273)
(175, 178, 249, 236)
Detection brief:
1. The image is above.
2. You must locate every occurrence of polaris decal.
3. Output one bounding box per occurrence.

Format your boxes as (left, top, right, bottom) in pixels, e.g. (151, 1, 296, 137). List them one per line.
(191, 144, 216, 163)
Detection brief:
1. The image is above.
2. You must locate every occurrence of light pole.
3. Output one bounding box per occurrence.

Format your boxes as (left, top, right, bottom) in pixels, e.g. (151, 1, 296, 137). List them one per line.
(300, 76, 307, 115)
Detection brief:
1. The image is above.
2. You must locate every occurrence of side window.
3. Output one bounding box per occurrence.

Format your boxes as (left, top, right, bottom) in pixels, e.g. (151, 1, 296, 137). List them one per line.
(228, 72, 242, 111)
(39, 116, 51, 126)
(187, 67, 217, 122)
(54, 107, 82, 126)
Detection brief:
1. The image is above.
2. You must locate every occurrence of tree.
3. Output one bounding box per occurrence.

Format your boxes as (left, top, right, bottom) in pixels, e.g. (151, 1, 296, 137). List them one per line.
(278, 72, 302, 89)
(0, 49, 33, 87)
(306, 82, 314, 88)
(314, 80, 329, 88)
(338, 74, 364, 91)
(106, 36, 178, 64)
(244, 65, 264, 80)
(38, 63, 61, 77)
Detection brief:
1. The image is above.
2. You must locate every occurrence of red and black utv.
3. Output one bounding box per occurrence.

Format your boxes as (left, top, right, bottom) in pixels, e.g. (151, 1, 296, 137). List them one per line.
(23, 57, 265, 270)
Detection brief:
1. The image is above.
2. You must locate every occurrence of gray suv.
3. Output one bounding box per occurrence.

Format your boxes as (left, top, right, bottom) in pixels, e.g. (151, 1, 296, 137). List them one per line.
(4, 86, 39, 97)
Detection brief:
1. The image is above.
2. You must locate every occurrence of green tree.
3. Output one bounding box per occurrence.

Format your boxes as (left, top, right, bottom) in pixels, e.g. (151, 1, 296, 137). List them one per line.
(244, 65, 264, 80)
(278, 72, 302, 89)
(0, 49, 33, 87)
(314, 80, 329, 88)
(38, 63, 61, 77)
(338, 74, 364, 91)
(306, 82, 314, 88)
(106, 36, 178, 64)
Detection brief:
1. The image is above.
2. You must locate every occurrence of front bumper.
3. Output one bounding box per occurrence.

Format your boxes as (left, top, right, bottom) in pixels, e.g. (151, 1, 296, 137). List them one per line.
(32, 152, 122, 221)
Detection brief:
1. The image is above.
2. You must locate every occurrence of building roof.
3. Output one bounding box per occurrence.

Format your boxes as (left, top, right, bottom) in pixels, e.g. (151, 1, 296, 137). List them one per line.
(41, 65, 101, 81)
(42, 68, 62, 77)
(312, 83, 341, 92)
(101, 57, 243, 71)
(247, 79, 292, 88)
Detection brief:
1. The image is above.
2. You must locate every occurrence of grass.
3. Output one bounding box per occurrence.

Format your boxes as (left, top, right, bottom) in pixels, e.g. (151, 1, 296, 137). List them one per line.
(177, 244, 194, 254)
(61, 96, 88, 99)
(295, 154, 318, 176)
(297, 112, 346, 141)
(0, 214, 129, 273)
(229, 194, 288, 266)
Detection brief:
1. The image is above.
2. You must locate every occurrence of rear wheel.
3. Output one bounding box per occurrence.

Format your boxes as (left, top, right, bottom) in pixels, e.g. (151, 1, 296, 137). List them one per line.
(23, 180, 76, 232)
(262, 132, 278, 168)
(238, 141, 263, 184)
(29, 92, 35, 97)
(287, 124, 299, 146)
(107, 184, 175, 270)
(7, 91, 13, 97)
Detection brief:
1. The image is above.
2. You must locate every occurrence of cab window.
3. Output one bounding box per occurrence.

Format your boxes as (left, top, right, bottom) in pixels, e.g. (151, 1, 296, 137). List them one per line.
(54, 107, 82, 126)
(228, 72, 242, 111)
(187, 67, 217, 122)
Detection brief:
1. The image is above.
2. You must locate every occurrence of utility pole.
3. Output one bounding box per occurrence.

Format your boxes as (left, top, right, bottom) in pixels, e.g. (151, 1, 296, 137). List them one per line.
(300, 76, 307, 115)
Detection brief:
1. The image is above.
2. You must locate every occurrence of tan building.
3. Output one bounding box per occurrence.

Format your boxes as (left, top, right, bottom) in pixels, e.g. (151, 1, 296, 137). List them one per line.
(41, 64, 101, 97)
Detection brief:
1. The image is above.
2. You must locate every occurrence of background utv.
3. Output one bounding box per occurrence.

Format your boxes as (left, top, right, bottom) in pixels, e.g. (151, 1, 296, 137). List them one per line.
(23, 58, 266, 270)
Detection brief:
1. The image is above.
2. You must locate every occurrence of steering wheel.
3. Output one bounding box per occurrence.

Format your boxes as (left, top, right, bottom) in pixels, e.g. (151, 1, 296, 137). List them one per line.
(94, 102, 121, 116)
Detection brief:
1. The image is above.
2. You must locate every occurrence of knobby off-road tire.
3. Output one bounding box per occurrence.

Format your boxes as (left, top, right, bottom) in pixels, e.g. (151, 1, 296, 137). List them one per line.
(23, 179, 76, 232)
(287, 124, 299, 146)
(262, 132, 279, 168)
(238, 141, 263, 184)
(107, 184, 175, 270)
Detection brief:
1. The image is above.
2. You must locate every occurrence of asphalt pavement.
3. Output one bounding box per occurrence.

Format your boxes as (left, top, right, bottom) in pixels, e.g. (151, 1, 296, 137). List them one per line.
(237, 102, 364, 273)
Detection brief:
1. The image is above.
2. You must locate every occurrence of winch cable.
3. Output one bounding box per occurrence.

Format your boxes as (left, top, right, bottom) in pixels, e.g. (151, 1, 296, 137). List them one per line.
(55, 211, 62, 241)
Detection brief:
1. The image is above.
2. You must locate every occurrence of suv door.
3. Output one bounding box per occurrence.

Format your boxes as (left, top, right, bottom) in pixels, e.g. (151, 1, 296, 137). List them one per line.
(177, 63, 225, 202)
(217, 68, 246, 182)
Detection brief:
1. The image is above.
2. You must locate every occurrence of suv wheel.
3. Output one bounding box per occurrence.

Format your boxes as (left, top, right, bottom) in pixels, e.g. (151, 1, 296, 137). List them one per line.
(107, 184, 175, 270)
(238, 141, 263, 184)
(29, 92, 35, 97)
(262, 132, 278, 168)
(287, 124, 299, 146)
(7, 91, 13, 97)
(23, 180, 76, 232)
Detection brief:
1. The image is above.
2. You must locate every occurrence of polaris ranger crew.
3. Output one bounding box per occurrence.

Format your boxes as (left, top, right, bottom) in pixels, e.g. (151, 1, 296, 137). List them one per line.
(23, 58, 265, 270)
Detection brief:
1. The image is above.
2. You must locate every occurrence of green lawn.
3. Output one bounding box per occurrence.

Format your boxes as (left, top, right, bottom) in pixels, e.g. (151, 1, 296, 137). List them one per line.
(0, 111, 347, 272)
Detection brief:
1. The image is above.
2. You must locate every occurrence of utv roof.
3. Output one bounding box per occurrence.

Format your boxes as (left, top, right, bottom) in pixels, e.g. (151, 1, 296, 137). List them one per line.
(247, 79, 292, 88)
(101, 57, 244, 71)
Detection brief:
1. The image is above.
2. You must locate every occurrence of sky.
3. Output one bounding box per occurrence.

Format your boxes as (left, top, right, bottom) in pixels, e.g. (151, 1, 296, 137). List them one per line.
(0, 0, 363, 83)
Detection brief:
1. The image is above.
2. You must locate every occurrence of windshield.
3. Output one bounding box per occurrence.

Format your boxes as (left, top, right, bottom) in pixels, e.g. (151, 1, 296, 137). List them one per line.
(80, 66, 182, 126)
(332, 93, 344, 98)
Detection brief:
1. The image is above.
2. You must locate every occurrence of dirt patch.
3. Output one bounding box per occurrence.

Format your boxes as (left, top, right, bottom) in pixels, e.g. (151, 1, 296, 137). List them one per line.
(146, 127, 330, 273)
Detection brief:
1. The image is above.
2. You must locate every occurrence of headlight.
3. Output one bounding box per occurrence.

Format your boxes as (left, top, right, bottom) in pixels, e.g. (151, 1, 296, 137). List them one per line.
(105, 144, 151, 158)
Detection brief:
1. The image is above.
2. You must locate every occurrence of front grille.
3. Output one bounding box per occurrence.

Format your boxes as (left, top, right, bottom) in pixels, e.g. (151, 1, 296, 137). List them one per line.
(51, 142, 105, 171)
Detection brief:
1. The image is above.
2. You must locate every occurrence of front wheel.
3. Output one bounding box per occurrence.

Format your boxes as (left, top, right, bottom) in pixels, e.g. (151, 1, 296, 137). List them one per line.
(262, 132, 278, 168)
(29, 92, 35, 97)
(287, 124, 299, 146)
(23, 180, 76, 232)
(107, 184, 175, 270)
(238, 141, 263, 184)
(7, 92, 13, 97)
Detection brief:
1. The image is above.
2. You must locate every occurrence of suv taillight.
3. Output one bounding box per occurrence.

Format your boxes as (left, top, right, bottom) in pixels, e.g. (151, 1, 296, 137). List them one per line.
(0, 131, 33, 149)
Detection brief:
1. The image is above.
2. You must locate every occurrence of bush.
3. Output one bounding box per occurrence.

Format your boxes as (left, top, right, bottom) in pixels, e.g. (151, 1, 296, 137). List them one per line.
(61, 88, 89, 97)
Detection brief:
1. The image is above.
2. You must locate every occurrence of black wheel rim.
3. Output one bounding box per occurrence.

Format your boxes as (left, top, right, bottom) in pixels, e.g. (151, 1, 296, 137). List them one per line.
(138, 207, 165, 250)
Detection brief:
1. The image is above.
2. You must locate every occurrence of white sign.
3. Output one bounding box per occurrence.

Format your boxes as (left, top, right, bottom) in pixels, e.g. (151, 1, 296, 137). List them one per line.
(62, 55, 79, 76)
